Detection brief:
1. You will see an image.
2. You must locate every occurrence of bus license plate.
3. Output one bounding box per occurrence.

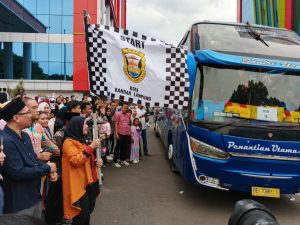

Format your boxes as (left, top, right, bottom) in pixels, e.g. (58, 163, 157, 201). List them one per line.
(251, 186, 280, 198)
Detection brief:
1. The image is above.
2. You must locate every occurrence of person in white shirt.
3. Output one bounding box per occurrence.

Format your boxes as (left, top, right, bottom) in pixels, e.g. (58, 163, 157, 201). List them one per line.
(136, 104, 151, 156)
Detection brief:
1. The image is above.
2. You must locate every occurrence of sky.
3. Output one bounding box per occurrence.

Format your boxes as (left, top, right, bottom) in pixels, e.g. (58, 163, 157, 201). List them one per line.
(127, 0, 237, 45)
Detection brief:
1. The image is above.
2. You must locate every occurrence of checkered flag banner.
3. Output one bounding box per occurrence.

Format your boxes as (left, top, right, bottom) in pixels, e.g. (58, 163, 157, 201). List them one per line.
(86, 24, 189, 109)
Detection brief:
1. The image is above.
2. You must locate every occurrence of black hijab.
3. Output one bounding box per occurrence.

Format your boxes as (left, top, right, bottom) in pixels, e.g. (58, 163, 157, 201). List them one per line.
(65, 116, 87, 143)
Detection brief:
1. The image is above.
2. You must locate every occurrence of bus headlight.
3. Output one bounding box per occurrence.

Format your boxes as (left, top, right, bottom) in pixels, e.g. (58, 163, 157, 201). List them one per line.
(190, 137, 230, 160)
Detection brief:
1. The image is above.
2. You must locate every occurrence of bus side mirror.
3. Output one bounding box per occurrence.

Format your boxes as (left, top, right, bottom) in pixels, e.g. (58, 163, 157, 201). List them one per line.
(187, 53, 196, 98)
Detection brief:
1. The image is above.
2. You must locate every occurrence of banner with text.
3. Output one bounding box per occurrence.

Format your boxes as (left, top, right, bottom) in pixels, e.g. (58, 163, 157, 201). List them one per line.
(86, 24, 189, 109)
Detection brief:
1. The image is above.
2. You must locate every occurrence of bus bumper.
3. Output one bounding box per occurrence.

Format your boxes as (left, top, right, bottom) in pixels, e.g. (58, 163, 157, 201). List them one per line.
(188, 153, 300, 195)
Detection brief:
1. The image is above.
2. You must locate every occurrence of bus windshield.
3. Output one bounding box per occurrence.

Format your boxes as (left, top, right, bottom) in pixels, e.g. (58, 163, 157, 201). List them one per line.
(191, 66, 300, 127)
(194, 23, 300, 61)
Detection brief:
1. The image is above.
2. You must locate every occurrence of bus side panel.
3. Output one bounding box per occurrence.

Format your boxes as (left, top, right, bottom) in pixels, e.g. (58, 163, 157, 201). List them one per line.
(156, 109, 170, 149)
(169, 116, 200, 185)
(172, 116, 187, 174)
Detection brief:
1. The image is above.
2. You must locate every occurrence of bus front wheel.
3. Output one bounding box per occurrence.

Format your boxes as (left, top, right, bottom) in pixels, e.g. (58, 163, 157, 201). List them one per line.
(168, 144, 178, 173)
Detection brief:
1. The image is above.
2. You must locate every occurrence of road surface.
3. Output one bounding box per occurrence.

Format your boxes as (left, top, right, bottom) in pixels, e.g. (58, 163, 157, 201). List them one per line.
(91, 127, 300, 225)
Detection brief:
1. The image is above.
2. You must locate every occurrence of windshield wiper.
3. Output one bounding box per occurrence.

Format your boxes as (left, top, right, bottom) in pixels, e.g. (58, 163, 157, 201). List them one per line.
(262, 35, 300, 46)
(246, 22, 269, 47)
(209, 116, 262, 131)
(208, 121, 236, 131)
(190, 116, 249, 131)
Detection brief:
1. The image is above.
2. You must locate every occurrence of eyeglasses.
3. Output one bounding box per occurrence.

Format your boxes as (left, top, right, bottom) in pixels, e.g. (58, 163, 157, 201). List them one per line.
(17, 111, 31, 116)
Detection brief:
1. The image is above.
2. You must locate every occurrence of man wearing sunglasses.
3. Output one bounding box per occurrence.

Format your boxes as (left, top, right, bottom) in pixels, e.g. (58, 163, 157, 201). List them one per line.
(0, 98, 57, 218)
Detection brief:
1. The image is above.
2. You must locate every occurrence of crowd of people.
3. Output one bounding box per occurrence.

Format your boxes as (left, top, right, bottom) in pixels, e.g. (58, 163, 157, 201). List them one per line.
(0, 93, 152, 225)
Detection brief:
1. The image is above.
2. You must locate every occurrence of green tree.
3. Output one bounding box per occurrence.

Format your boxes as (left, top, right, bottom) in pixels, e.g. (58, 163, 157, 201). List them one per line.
(230, 80, 281, 106)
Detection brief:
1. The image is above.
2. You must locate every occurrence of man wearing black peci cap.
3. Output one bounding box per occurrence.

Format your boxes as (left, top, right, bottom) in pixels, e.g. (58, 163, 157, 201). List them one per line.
(0, 98, 58, 218)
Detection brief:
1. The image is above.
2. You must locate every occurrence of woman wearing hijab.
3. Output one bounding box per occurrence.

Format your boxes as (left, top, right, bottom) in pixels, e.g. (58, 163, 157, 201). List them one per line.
(38, 111, 53, 141)
(44, 111, 79, 225)
(38, 102, 55, 136)
(38, 102, 51, 114)
(62, 116, 101, 225)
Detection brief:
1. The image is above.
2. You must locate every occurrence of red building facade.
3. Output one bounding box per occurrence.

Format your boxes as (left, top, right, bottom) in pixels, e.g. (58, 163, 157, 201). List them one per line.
(73, 0, 126, 91)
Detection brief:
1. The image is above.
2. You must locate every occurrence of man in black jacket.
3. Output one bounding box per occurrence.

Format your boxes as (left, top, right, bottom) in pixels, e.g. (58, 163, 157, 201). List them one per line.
(0, 98, 57, 218)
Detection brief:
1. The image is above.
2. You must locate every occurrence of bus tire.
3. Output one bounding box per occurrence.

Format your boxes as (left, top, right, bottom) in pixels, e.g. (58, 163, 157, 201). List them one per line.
(155, 123, 160, 137)
(168, 144, 178, 173)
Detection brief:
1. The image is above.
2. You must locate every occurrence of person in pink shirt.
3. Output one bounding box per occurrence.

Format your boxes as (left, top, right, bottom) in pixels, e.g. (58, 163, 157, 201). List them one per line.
(113, 102, 131, 168)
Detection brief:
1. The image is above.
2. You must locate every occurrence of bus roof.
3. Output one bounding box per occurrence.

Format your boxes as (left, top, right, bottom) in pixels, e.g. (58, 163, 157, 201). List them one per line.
(192, 22, 300, 64)
(192, 21, 289, 32)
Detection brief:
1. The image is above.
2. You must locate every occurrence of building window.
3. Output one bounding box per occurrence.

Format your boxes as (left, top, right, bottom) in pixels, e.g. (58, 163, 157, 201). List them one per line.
(63, 0, 73, 16)
(37, 0, 50, 15)
(49, 15, 63, 34)
(0, 0, 75, 80)
(50, 0, 63, 15)
(31, 43, 73, 80)
(17, 0, 74, 35)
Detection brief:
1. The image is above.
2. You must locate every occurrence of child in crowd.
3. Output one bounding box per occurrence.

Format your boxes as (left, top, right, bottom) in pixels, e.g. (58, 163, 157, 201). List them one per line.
(130, 118, 142, 164)
(99, 115, 111, 166)
(105, 108, 114, 160)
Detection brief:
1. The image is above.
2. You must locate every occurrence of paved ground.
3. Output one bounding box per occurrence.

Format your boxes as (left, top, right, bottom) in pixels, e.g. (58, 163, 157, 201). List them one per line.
(91, 127, 300, 225)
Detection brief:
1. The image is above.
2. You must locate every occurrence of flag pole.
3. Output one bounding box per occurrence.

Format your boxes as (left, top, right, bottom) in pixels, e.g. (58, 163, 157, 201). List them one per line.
(91, 95, 103, 186)
(83, 10, 102, 186)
